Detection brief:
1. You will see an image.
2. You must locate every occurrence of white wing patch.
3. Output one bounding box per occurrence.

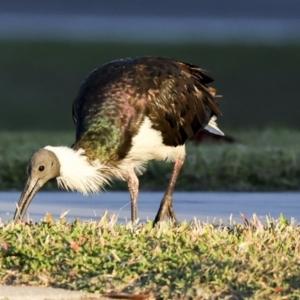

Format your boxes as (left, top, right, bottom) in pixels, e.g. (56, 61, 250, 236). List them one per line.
(204, 116, 224, 136)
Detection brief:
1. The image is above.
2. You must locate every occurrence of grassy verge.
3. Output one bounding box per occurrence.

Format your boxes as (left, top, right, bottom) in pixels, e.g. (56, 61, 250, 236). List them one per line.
(0, 214, 299, 299)
(1, 128, 300, 191)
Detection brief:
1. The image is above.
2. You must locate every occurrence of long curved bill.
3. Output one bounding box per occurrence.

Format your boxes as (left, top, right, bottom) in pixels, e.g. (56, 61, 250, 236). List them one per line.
(13, 177, 41, 221)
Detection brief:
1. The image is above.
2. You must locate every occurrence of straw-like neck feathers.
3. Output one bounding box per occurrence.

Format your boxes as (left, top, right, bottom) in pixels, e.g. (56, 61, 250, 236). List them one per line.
(44, 146, 111, 195)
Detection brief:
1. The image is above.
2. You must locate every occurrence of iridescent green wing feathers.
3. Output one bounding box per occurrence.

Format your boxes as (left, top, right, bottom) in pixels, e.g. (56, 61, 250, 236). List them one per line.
(72, 60, 146, 162)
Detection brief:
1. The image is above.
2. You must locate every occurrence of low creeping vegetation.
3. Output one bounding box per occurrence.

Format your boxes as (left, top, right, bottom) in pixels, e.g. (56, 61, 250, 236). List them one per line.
(0, 213, 299, 299)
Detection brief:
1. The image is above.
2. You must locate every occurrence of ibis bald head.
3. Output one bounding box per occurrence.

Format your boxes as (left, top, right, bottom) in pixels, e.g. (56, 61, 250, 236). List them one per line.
(13, 146, 112, 221)
(14, 148, 60, 221)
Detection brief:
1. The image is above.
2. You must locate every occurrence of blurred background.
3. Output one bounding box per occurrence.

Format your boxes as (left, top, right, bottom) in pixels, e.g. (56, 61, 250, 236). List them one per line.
(1, 0, 300, 193)
(1, 0, 300, 132)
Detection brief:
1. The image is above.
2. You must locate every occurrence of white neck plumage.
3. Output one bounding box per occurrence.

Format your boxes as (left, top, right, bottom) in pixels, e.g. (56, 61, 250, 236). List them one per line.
(44, 146, 111, 195)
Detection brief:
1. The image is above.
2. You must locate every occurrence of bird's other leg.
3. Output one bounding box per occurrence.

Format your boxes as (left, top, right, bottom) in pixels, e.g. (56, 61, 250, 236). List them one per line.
(126, 166, 139, 222)
(154, 157, 184, 226)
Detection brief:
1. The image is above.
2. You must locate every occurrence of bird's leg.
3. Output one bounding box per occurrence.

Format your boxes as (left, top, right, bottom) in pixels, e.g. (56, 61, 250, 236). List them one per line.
(154, 157, 184, 226)
(126, 166, 139, 222)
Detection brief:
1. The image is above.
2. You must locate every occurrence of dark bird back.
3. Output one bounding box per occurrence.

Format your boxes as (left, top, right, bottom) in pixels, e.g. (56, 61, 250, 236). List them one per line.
(72, 56, 221, 163)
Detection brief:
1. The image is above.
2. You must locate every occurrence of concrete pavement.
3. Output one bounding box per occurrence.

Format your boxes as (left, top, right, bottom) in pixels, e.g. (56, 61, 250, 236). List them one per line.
(0, 285, 148, 300)
(1, 191, 300, 224)
(0, 285, 105, 300)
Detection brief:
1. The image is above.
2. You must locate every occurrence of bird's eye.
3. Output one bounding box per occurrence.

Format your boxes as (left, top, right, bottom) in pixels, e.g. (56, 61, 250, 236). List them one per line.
(39, 166, 45, 171)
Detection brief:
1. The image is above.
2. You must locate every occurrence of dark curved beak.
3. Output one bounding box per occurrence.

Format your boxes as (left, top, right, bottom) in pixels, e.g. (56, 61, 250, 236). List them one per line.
(13, 177, 41, 221)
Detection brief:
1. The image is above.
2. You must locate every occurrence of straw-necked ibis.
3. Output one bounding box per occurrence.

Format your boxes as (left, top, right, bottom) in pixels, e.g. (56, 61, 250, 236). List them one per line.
(13, 56, 223, 224)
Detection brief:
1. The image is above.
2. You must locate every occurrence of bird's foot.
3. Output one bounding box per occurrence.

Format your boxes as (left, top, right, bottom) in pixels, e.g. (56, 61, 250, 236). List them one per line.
(153, 195, 178, 227)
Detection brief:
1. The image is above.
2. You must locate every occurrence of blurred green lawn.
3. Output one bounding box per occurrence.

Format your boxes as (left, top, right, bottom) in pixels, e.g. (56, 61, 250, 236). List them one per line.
(1, 40, 299, 130)
(1, 128, 300, 191)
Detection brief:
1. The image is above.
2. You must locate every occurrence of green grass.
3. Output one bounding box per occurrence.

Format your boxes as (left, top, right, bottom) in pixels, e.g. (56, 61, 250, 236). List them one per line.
(1, 128, 300, 192)
(0, 214, 299, 299)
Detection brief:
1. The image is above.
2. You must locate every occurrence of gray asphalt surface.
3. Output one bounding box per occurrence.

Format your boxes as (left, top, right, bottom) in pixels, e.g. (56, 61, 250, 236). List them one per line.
(1, 191, 300, 223)
(1, 0, 299, 43)
(1, 0, 299, 19)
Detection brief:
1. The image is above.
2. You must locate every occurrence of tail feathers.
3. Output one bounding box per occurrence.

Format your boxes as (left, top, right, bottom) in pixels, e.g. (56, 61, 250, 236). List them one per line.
(204, 116, 224, 136)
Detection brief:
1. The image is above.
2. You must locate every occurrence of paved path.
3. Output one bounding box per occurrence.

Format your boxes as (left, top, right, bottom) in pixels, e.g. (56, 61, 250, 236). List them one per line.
(1, 0, 300, 43)
(1, 0, 299, 19)
(1, 191, 300, 224)
(0, 285, 108, 300)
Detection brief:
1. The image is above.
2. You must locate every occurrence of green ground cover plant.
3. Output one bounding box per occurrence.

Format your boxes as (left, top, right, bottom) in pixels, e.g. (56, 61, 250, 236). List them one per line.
(0, 128, 300, 191)
(0, 214, 299, 299)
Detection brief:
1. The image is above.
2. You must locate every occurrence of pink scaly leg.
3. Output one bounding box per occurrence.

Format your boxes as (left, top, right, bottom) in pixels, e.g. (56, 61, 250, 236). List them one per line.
(126, 166, 139, 222)
(154, 157, 184, 226)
